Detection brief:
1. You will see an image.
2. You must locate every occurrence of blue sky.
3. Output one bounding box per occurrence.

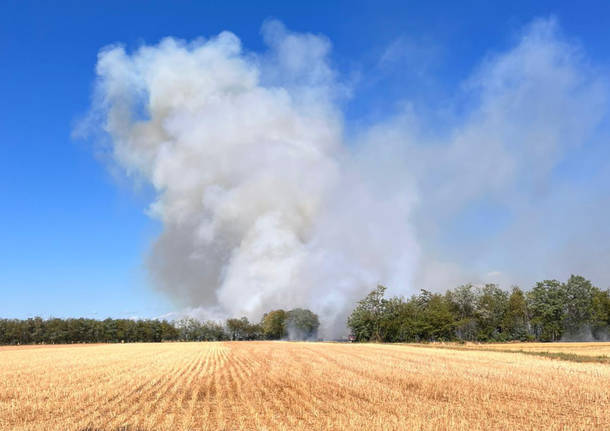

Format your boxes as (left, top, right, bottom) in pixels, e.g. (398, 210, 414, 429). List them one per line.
(2, 1, 610, 320)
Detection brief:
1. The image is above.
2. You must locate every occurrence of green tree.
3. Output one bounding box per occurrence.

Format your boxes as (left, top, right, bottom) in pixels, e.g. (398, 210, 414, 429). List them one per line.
(475, 284, 509, 341)
(445, 284, 478, 341)
(503, 286, 530, 340)
(591, 288, 610, 339)
(415, 290, 456, 341)
(562, 275, 596, 336)
(347, 285, 388, 342)
(226, 317, 251, 340)
(393, 299, 422, 342)
(379, 297, 413, 342)
(243, 322, 263, 340)
(175, 318, 200, 341)
(27, 317, 45, 344)
(160, 320, 179, 341)
(527, 280, 565, 341)
(261, 310, 287, 339)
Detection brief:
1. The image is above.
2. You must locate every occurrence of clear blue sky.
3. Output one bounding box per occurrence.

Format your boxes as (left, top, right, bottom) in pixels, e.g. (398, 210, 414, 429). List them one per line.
(2, 1, 609, 319)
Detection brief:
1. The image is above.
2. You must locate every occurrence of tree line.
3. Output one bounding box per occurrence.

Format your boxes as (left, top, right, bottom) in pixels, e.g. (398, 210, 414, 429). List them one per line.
(0, 308, 319, 345)
(4, 274, 608, 345)
(347, 275, 610, 342)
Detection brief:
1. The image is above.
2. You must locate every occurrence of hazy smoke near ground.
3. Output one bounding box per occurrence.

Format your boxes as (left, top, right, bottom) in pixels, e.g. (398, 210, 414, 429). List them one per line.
(85, 18, 609, 337)
(561, 326, 610, 342)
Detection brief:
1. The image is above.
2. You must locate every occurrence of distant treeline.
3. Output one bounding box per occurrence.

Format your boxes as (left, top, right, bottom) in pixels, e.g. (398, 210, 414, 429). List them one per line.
(0, 308, 319, 345)
(348, 275, 610, 343)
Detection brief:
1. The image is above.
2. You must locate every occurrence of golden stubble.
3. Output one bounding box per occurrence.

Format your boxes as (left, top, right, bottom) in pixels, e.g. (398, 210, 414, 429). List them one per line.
(0, 341, 608, 431)
(455, 341, 610, 357)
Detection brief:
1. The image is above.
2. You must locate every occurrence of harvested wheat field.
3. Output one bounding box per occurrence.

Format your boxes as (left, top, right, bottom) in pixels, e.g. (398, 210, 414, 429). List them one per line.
(1, 342, 608, 431)
(456, 341, 610, 357)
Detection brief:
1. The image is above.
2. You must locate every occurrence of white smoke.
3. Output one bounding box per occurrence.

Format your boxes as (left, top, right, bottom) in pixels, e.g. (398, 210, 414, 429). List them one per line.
(370, 18, 609, 290)
(84, 18, 610, 337)
(87, 21, 418, 337)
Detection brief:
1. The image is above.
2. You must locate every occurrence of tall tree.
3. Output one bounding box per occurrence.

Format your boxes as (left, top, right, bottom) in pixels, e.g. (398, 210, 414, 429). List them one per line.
(226, 317, 251, 341)
(416, 290, 456, 341)
(591, 288, 610, 339)
(561, 275, 596, 336)
(261, 310, 287, 340)
(527, 280, 565, 341)
(476, 284, 509, 341)
(503, 287, 529, 340)
(347, 285, 388, 342)
(445, 284, 478, 341)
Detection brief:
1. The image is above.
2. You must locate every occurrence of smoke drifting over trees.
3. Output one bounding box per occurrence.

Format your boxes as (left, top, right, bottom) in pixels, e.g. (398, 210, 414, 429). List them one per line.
(83, 18, 610, 337)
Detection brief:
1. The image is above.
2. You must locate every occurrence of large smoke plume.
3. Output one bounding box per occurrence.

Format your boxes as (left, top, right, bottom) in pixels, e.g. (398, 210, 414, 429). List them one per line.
(88, 21, 417, 337)
(85, 18, 610, 337)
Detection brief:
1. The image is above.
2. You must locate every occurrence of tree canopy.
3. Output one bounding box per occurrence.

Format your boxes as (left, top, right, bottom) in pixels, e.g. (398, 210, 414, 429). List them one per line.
(0, 308, 320, 345)
(347, 275, 610, 343)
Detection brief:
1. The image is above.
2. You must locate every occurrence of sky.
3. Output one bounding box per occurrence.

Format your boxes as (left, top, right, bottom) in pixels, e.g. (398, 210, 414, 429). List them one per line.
(1, 1, 609, 322)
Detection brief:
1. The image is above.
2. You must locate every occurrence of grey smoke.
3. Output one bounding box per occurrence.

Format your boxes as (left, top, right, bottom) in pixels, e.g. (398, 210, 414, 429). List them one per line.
(561, 326, 610, 342)
(284, 325, 317, 342)
(84, 18, 610, 337)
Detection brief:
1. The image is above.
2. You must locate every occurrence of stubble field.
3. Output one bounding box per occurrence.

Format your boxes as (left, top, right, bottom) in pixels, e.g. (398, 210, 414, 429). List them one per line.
(1, 341, 608, 431)
(457, 341, 610, 357)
